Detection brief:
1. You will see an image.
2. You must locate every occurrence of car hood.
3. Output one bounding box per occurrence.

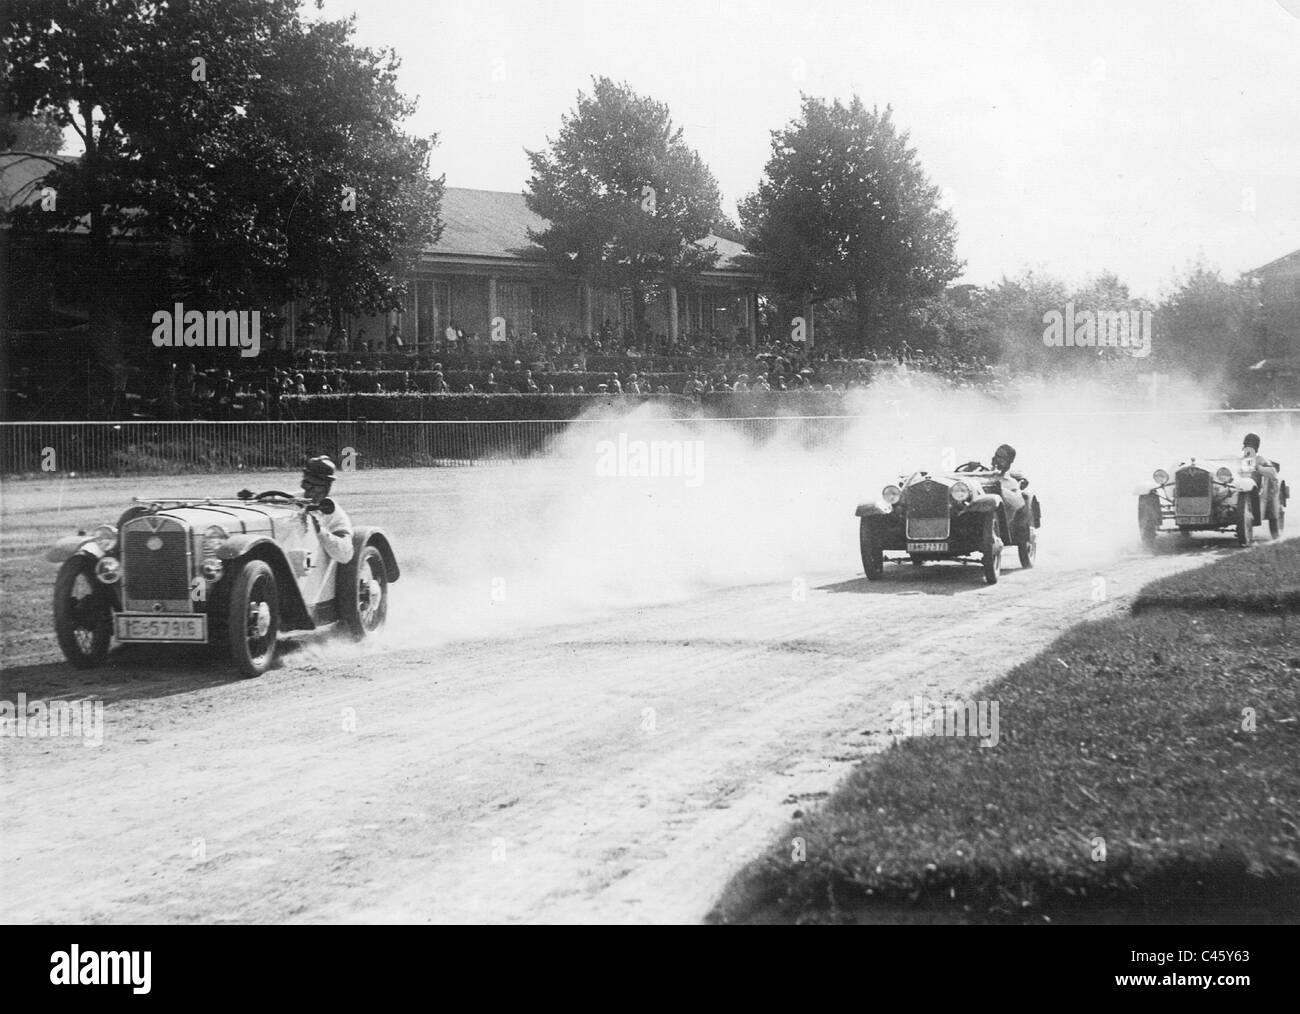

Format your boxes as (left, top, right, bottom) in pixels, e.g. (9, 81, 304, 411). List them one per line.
(126, 499, 302, 536)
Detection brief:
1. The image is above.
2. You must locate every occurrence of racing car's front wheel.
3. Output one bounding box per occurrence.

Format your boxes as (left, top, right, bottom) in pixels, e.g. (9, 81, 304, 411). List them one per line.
(1271, 508, 1285, 539)
(981, 513, 1003, 585)
(1236, 495, 1255, 548)
(340, 544, 389, 639)
(53, 555, 113, 668)
(228, 559, 280, 677)
(859, 518, 884, 581)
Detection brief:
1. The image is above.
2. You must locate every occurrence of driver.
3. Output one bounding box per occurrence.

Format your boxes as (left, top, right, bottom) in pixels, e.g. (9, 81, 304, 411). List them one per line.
(301, 455, 354, 564)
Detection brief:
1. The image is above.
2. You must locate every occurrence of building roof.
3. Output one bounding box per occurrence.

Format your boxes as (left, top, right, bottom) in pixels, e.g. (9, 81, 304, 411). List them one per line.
(1249, 247, 1300, 276)
(430, 186, 754, 274)
(0, 151, 72, 212)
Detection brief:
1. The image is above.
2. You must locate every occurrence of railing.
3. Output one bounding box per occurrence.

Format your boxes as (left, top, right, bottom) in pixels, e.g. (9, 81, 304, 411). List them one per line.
(4, 410, 1300, 478)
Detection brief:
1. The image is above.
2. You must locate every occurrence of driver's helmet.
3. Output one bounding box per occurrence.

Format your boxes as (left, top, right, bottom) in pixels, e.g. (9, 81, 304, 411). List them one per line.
(302, 455, 337, 487)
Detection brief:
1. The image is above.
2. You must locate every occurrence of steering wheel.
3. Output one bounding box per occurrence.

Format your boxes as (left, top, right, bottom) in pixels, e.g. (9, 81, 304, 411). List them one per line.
(954, 461, 987, 473)
(252, 490, 298, 501)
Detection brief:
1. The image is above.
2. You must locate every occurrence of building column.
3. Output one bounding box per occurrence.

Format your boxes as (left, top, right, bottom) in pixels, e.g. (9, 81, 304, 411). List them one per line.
(668, 285, 679, 346)
(487, 276, 498, 340)
(748, 291, 758, 348)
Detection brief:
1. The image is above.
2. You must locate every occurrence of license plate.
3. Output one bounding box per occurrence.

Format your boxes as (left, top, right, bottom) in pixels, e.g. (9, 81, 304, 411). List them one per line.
(908, 542, 948, 553)
(1176, 517, 1209, 525)
(115, 615, 207, 642)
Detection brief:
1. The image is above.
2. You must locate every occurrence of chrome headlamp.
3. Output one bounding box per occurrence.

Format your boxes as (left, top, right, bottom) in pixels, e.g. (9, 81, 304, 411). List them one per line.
(881, 484, 901, 505)
(1215, 467, 1234, 484)
(202, 524, 230, 556)
(91, 524, 117, 552)
(950, 481, 971, 503)
(94, 556, 121, 584)
(1152, 469, 1170, 486)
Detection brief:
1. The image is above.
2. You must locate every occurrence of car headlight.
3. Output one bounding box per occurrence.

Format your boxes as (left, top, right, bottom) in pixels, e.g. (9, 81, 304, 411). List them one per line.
(200, 558, 224, 581)
(202, 524, 230, 556)
(94, 556, 121, 584)
(951, 481, 971, 503)
(1215, 467, 1234, 484)
(91, 524, 117, 552)
(881, 484, 901, 505)
(1153, 469, 1170, 486)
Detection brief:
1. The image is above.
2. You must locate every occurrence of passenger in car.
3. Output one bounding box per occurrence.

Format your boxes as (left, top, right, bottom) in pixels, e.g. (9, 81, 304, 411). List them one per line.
(301, 455, 354, 565)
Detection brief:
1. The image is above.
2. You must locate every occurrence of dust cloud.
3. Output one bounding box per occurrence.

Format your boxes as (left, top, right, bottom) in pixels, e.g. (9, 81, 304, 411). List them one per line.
(347, 368, 1299, 654)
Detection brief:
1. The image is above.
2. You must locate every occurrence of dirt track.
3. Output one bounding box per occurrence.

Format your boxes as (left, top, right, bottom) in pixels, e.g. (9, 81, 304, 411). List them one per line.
(0, 463, 1253, 923)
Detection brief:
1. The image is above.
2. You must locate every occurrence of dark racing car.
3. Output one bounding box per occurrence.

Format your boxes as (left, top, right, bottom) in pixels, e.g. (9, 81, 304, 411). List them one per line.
(855, 462, 1041, 585)
(46, 490, 400, 677)
(1135, 453, 1287, 549)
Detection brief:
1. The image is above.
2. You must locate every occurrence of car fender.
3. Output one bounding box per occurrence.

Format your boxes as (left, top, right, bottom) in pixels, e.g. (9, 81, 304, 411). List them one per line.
(215, 536, 313, 630)
(854, 502, 891, 517)
(45, 536, 103, 564)
(962, 493, 1000, 513)
(350, 527, 400, 581)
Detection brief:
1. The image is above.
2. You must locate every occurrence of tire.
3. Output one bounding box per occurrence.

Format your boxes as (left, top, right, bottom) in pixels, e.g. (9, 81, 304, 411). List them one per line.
(859, 518, 884, 581)
(227, 559, 279, 677)
(1271, 507, 1285, 539)
(53, 555, 113, 668)
(339, 544, 389, 639)
(981, 512, 1003, 585)
(1015, 504, 1037, 568)
(1138, 494, 1160, 551)
(1236, 494, 1254, 547)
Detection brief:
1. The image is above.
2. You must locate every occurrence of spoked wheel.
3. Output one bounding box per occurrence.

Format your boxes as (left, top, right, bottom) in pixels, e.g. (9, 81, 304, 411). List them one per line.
(340, 544, 389, 639)
(981, 513, 1003, 585)
(228, 559, 279, 677)
(1236, 495, 1254, 547)
(859, 518, 883, 581)
(53, 555, 113, 667)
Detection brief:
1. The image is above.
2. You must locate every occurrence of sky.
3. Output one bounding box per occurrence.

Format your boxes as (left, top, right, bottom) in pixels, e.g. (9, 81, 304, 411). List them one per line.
(279, 1, 1299, 297)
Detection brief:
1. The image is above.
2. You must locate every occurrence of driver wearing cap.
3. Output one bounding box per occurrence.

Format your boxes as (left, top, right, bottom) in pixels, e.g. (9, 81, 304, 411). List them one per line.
(301, 455, 354, 564)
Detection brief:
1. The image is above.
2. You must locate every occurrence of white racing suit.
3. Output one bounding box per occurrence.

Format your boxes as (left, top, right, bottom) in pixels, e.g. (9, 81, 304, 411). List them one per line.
(310, 502, 354, 564)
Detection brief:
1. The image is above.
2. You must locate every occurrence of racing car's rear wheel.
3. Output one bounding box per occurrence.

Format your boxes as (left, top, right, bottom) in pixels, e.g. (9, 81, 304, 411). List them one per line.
(228, 559, 279, 677)
(859, 518, 884, 581)
(981, 513, 1003, 585)
(340, 544, 388, 639)
(1271, 508, 1285, 539)
(1138, 495, 1161, 552)
(1236, 495, 1254, 547)
(1017, 526, 1037, 568)
(53, 555, 113, 668)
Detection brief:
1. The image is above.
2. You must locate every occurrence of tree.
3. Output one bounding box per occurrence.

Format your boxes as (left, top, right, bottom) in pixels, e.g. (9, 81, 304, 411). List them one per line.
(4, 0, 442, 397)
(525, 77, 723, 338)
(740, 96, 962, 352)
(1156, 261, 1260, 382)
(1, 110, 65, 152)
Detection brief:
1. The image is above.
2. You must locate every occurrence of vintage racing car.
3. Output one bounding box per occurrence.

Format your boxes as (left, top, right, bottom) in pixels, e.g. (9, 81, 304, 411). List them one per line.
(47, 490, 399, 676)
(1136, 454, 1287, 549)
(855, 464, 1042, 584)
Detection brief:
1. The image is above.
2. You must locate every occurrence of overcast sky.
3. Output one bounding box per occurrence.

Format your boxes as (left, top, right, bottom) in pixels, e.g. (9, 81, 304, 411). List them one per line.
(304, 0, 1297, 298)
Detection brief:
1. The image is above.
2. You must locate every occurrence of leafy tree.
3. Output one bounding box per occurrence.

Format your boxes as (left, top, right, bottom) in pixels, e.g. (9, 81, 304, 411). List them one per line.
(4, 0, 442, 401)
(740, 96, 962, 352)
(525, 77, 724, 337)
(1156, 261, 1260, 382)
(1, 110, 65, 152)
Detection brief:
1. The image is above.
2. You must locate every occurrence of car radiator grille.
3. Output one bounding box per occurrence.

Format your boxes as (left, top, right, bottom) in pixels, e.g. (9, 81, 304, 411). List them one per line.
(123, 529, 190, 601)
(1175, 468, 1211, 518)
(905, 480, 951, 540)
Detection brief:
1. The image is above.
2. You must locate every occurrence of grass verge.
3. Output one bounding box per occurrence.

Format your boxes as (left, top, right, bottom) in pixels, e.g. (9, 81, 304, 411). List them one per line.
(709, 546, 1300, 924)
